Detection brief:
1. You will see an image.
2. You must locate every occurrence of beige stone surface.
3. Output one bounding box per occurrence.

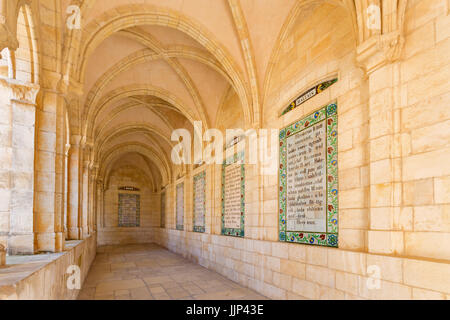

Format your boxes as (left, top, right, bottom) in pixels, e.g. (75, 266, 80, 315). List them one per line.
(0, 0, 448, 301)
(78, 244, 267, 300)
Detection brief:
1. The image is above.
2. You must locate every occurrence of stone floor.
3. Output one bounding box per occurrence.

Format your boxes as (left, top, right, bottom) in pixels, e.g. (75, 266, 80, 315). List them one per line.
(78, 244, 268, 300)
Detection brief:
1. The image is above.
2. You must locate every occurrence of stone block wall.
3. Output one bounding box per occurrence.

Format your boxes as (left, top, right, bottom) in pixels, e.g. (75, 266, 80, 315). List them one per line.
(152, 0, 450, 300)
(0, 235, 96, 300)
(98, 165, 160, 246)
(154, 228, 450, 300)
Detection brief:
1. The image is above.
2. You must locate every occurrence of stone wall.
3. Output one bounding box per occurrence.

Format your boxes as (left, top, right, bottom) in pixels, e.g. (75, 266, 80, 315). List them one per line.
(154, 228, 450, 300)
(153, 1, 450, 300)
(98, 165, 160, 246)
(0, 235, 96, 300)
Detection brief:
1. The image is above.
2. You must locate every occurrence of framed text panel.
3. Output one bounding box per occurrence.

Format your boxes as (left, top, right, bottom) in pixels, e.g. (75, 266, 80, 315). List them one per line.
(118, 193, 140, 227)
(193, 171, 206, 233)
(176, 183, 184, 231)
(279, 103, 338, 247)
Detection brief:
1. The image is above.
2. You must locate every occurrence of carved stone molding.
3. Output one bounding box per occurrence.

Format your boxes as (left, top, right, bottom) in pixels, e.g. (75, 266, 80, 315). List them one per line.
(356, 31, 405, 75)
(0, 77, 39, 105)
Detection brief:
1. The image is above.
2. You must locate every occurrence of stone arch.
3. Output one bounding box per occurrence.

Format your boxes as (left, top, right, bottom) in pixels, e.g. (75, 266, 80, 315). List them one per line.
(105, 161, 156, 193)
(95, 123, 174, 165)
(93, 102, 176, 141)
(67, 4, 254, 127)
(12, 3, 39, 83)
(85, 84, 196, 138)
(83, 48, 210, 128)
(262, 0, 356, 111)
(99, 142, 171, 187)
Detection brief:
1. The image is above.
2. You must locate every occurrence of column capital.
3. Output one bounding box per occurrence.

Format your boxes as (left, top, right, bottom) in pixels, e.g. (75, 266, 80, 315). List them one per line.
(0, 77, 40, 105)
(356, 31, 405, 75)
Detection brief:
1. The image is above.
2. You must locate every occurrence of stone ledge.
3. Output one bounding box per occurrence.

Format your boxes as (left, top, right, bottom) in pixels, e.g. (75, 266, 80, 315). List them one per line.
(0, 234, 96, 300)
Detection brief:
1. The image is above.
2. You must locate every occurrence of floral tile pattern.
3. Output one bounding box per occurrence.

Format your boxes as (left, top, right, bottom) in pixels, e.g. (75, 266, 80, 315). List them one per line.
(221, 151, 245, 238)
(279, 103, 339, 247)
(193, 171, 206, 233)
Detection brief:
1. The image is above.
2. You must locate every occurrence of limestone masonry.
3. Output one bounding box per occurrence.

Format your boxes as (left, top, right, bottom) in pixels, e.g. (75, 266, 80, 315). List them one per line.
(0, 0, 449, 300)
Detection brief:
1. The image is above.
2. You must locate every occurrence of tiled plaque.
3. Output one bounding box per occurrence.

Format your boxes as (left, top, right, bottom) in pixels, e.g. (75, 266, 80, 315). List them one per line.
(118, 193, 140, 227)
(279, 103, 338, 247)
(221, 151, 245, 237)
(176, 183, 184, 230)
(193, 171, 206, 233)
(161, 191, 166, 228)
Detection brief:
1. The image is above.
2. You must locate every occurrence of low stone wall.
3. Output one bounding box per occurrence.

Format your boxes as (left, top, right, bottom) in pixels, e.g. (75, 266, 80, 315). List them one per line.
(153, 228, 450, 300)
(0, 234, 96, 300)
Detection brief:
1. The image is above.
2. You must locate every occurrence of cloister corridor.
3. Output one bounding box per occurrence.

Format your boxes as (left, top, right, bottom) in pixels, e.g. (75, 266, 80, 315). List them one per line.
(0, 0, 449, 301)
(78, 244, 267, 300)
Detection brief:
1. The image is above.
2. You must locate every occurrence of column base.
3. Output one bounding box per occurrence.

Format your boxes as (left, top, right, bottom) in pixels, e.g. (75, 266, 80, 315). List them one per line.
(55, 232, 65, 252)
(35, 232, 63, 253)
(7, 233, 35, 255)
(68, 227, 82, 240)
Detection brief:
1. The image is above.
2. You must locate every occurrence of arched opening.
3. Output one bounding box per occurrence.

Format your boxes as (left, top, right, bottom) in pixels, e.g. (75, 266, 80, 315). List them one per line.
(13, 4, 38, 83)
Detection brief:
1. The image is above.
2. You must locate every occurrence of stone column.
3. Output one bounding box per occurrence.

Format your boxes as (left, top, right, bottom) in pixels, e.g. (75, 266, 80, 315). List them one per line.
(0, 78, 39, 255)
(34, 91, 65, 253)
(0, 244, 5, 266)
(81, 160, 90, 239)
(96, 179, 104, 230)
(63, 143, 70, 239)
(67, 135, 82, 240)
(89, 165, 99, 233)
(357, 31, 406, 255)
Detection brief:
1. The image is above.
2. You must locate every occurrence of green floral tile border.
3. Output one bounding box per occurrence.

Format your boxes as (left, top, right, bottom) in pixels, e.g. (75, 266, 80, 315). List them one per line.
(279, 103, 338, 247)
(221, 151, 245, 237)
(193, 171, 206, 233)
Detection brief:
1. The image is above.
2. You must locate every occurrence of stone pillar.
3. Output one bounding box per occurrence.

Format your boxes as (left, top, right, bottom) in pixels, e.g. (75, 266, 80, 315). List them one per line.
(34, 91, 65, 253)
(0, 78, 39, 255)
(81, 160, 89, 238)
(357, 31, 406, 255)
(0, 244, 5, 266)
(67, 135, 82, 240)
(88, 165, 98, 233)
(96, 179, 104, 230)
(63, 143, 70, 239)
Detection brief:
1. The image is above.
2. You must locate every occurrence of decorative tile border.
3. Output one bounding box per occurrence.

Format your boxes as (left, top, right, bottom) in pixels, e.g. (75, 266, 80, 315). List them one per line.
(176, 183, 184, 231)
(221, 151, 245, 237)
(193, 171, 206, 233)
(118, 193, 140, 227)
(281, 79, 338, 116)
(279, 102, 338, 247)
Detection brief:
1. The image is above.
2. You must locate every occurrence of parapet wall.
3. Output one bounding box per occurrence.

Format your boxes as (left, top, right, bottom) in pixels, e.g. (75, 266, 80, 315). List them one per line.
(0, 234, 97, 300)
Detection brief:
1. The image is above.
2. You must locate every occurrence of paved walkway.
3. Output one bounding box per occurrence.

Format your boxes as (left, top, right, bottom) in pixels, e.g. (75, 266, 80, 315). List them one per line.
(78, 244, 268, 300)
